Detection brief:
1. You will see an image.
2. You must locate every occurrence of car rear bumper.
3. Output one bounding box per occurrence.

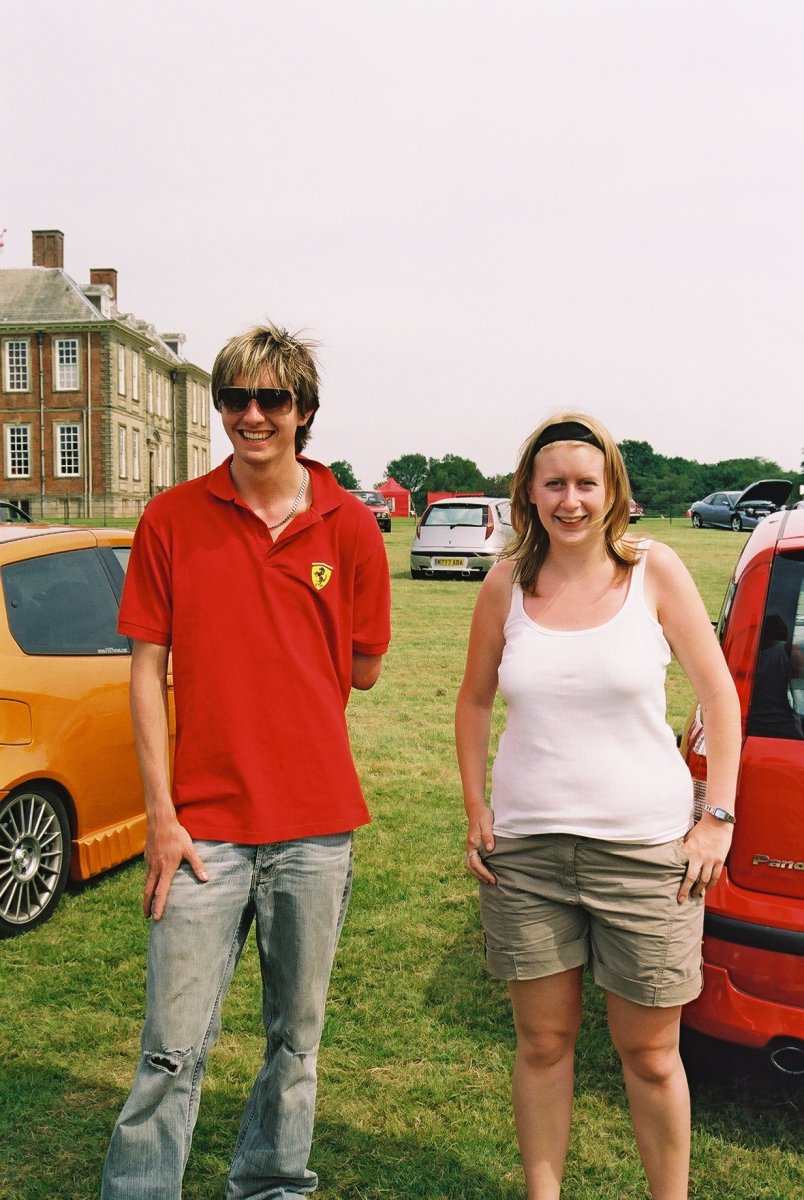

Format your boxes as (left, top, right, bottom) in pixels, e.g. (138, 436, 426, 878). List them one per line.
(682, 904, 804, 1048)
(410, 551, 496, 578)
(683, 958, 804, 1049)
(704, 912, 804, 956)
(681, 863, 804, 1048)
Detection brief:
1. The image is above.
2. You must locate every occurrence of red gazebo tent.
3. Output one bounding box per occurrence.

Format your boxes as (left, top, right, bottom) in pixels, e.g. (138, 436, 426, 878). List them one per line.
(377, 477, 412, 518)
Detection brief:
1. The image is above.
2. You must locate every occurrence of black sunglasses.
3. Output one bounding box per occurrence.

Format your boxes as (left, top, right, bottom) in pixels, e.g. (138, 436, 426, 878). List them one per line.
(216, 387, 294, 416)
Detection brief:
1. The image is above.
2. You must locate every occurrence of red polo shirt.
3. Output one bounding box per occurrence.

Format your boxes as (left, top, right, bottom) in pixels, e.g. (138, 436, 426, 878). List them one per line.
(118, 457, 391, 843)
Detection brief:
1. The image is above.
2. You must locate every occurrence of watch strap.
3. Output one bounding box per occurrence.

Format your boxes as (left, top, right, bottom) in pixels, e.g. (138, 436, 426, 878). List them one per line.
(701, 803, 736, 825)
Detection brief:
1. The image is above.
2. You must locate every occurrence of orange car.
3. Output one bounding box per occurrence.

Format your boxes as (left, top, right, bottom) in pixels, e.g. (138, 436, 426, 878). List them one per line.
(0, 524, 170, 935)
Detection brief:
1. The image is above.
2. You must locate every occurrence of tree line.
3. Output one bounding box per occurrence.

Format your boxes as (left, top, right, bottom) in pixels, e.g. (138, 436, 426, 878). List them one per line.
(329, 444, 794, 517)
(619, 441, 791, 516)
(328, 454, 515, 514)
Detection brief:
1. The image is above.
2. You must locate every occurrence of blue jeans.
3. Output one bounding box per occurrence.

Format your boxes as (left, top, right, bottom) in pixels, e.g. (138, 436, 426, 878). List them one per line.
(101, 833, 353, 1200)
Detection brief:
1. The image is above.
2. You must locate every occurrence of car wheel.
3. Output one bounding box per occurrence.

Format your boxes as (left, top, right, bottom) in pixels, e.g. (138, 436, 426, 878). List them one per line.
(692, 513, 703, 528)
(0, 786, 70, 936)
(731, 514, 742, 532)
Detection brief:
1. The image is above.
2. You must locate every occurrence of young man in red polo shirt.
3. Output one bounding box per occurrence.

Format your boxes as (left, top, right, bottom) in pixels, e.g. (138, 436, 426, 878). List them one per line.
(102, 325, 391, 1200)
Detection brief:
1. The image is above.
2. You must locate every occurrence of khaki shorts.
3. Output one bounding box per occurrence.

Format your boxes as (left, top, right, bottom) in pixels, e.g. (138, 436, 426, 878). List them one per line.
(478, 833, 704, 1008)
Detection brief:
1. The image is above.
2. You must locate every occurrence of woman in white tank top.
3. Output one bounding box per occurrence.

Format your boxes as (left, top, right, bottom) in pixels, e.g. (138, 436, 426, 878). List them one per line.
(455, 414, 740, 1200)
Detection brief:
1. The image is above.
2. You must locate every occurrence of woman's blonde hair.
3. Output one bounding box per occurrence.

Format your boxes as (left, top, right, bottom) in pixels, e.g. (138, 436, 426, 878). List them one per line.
(501, 412, 638, 593)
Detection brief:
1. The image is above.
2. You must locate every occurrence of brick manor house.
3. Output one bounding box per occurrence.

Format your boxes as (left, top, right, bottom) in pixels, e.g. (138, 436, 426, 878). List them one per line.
(0, 229, 211, 520)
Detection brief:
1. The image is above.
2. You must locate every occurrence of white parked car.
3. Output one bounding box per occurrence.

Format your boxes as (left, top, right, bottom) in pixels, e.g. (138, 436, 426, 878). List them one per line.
(410, 496, 514, 579)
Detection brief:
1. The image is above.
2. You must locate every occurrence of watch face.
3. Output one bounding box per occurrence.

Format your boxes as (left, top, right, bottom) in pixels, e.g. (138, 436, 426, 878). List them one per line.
(704, 804, 734, 823)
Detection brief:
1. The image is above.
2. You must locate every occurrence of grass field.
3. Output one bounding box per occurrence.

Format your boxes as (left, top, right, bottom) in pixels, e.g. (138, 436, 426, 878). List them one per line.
(1, 518, 801, 1200)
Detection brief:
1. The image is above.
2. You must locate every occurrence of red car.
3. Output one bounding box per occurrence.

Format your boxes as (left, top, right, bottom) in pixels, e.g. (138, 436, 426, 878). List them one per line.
(348, 489, 392, 533)
(680, 505, 804, 1075)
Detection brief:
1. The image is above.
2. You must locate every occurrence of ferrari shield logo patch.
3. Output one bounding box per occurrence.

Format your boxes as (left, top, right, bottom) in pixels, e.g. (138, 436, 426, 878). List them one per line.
(311, 562, 334, 591)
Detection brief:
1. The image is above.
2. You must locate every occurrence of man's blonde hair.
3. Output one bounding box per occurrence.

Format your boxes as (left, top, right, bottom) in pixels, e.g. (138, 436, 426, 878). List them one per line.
(211, 324, 320, 454)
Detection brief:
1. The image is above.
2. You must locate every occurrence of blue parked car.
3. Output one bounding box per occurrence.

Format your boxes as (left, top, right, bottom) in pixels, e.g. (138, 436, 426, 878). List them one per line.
(688, 480, 791, 532)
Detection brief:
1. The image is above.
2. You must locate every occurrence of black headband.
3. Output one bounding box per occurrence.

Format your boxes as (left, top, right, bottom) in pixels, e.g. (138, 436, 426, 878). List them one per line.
(533, 421, 604, 455)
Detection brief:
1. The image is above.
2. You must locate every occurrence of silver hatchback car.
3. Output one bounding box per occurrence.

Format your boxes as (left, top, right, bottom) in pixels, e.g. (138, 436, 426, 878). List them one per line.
(410, 496, 514, 579)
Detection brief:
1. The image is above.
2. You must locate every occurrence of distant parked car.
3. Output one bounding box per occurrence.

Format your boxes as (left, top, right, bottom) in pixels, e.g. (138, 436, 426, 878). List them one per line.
(349, 489, 392, 532)
(629, 499, 644, 524)
(0, 524, 170, 935)
(688, 480, 791, 532)
(410, 496, 514, 579)
(0, 501, 32, 523)
(679, 505, 804, 1073)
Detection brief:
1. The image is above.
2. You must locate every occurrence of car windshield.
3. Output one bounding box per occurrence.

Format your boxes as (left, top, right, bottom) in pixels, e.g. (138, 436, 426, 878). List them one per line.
(708, 493, 740, 506)
(353, 491, 384, 504)
(424, 504, 487, 528)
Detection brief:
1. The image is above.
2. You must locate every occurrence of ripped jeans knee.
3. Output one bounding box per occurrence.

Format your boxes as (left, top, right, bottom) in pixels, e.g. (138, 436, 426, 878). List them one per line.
(143, 1047, 193, 1076)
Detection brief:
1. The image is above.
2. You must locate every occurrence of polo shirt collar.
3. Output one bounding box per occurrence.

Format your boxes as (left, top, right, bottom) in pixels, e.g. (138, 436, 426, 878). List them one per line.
(206, 455, 345, 518)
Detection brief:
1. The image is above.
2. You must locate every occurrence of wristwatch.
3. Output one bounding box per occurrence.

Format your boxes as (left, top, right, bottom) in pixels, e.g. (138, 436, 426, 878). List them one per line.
(701, 804, 736, 825)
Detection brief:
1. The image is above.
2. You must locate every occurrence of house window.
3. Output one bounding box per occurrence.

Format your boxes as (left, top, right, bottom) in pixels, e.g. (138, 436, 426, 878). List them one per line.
(164, 446, 171, 487)
(56, 423, 81, 477)
(201, 448, 208, 474)
(147, 369, 153, 412)
(118, 425, 127, 478)
(132, 353, 139, 402)
(193, 446, 199, 479)
(4, 340, 30, 392)
(132, 429, 141, 481)
(118, 345, 126, 394)
(201, 386, 207, 428)
(191, 381, 198, 425)
(55, 338, 80, 390)
(164, 377, 171, 419)
(5, 424, 31, 476)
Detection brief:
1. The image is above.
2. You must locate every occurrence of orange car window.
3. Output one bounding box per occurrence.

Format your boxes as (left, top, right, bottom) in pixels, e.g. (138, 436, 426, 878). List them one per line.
(2, 549, 130, 657)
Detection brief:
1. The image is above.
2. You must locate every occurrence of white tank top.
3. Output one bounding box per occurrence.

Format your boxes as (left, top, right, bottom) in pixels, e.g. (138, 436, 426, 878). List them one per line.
(491, 543, 694, 843)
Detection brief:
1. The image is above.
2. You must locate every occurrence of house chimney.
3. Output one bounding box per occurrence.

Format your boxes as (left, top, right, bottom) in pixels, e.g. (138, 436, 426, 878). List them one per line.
(32, 229, 64, 269)
(90, 268, 118, 303)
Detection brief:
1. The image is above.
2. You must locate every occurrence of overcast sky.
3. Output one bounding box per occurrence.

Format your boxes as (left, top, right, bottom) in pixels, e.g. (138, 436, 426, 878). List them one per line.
(2, 1, 802, 487)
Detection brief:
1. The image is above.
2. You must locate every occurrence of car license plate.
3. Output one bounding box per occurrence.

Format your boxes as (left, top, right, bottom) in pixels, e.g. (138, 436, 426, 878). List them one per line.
(434, 557, 466, 568)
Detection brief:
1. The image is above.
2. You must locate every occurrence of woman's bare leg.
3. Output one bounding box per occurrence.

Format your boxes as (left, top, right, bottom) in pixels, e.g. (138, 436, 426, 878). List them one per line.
(508, 967, 583, 1200)
(606, 994, 690, 1200)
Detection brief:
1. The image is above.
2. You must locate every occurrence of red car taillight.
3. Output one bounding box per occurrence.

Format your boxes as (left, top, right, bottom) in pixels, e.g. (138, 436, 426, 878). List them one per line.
(684, 707, 708, 818)
(484, 508, 495, 540)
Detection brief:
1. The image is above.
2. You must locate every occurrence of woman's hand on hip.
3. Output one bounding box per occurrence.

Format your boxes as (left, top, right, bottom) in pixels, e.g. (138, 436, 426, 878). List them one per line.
(678, 818, 734, 902)
(465, 805, 497, 884)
